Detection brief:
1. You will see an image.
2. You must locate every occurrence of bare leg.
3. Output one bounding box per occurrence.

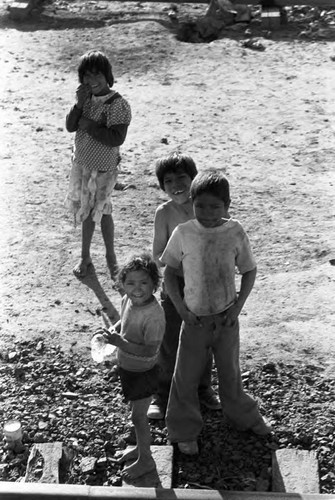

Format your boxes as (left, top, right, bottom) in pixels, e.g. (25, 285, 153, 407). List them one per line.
(117, 446, 138, 464)
(73, 214, 95, 277)
(101, 214, 117, 279)
(122, 397, 156, 480)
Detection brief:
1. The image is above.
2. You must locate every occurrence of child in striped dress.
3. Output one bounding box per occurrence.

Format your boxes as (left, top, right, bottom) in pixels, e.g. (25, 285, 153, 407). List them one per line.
(65, 50, 131, 279)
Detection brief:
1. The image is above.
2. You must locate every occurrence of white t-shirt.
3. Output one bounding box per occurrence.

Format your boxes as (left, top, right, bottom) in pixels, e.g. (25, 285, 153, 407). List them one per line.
(161, 218, 256, 316)
(117, 296, 165, 371)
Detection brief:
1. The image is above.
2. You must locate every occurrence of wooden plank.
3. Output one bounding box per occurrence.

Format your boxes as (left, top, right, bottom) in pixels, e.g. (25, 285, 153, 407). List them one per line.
(0, 482, 335, 499)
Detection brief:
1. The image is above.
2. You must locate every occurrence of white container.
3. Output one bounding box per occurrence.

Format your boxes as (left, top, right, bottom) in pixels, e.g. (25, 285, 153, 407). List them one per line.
(261, 7, 281, 29)
(91, 333, 118, 364)
(3, 420, 23, 450)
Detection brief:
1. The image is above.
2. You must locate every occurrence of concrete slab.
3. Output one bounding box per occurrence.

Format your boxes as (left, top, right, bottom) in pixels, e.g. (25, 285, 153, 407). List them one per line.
(122, 445, 173, 489)
(24, 442, 63, 483)
(272, 448, 320, 493)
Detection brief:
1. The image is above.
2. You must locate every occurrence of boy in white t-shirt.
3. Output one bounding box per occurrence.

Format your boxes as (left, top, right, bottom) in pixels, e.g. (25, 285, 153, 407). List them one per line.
(161, 170, 271, 456)
(148, 152, 220, 420)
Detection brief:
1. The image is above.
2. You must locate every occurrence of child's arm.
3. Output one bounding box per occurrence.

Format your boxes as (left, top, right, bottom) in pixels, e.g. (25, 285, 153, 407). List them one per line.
(153, 207, 169, 267)
(66, 84, 91, 132)
(112, 320, 121, 333)
(164, 265, 201, 326)
(78, 117, 129, 147)
(107, 331, 159, 357)
(223, 267, 257, 326)
(78, 97, 131, 146)
(66, 106, 82, 132)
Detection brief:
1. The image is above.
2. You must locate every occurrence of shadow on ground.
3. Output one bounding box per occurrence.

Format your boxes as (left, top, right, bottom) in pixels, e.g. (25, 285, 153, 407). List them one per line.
(76, 264, 120, 325)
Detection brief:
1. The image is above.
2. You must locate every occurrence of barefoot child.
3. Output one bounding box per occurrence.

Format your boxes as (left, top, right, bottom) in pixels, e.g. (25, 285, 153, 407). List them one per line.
(97, 254, 165, 479)
(65, 50, 131, 279)
(162, 170, 271, 455)
(147, 152, 220, 420)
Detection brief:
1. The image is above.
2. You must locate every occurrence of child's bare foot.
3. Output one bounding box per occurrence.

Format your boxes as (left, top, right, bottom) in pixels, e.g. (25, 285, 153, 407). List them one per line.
(117, 447, 138, 464)
(122, 456, 156, 480)
(73, 257, 92, 278)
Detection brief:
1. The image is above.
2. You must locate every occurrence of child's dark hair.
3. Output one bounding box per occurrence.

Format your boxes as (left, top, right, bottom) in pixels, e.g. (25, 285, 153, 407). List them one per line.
(190, 170, 230, 206)
(118, 253, 161, 292)
(78, 50, 114, 87)
(155, 152, 198, 191)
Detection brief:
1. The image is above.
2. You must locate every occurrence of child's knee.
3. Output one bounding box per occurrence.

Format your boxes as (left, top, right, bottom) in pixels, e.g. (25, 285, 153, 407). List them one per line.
(131, 397, 151, 424)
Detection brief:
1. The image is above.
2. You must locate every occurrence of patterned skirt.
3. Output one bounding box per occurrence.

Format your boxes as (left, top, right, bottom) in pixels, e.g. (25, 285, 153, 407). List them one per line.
(65, 158, 118, 225)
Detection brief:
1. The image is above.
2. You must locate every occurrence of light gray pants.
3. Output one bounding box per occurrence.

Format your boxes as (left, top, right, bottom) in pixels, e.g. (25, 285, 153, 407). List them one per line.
(166, 314, 263, 442)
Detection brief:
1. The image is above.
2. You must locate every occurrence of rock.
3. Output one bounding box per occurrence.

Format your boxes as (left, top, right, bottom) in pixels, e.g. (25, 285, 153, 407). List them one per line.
(36, 341, 44, 352)
(0, 339, 334, 491)
(38, 421, 49, 431)
(61, 392, 79, 400)
(255, 477, 270, 491)
(33, 432, 47, 443)
(262, 362, 277, 372)
(24, 442, 63, 484)
(80, 456, 97, 474)
(0, 464, 8, 478)
(96, 457, 108, 469)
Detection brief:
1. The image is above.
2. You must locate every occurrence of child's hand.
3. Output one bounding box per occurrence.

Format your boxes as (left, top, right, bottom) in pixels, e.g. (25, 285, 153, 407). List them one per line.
(76, 84, 91, 109)
(93, 327, 119, 345)
(93, 328, 102, 336)
(221, 303, 241, 326)
(105, 330, 123, 347)
(78, 116, 93, 131)
(181, 309, 202, 327)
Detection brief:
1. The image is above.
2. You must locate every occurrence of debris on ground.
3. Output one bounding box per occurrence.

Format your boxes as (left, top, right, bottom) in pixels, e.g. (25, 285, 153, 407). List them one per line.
(0, 340, 334, 492)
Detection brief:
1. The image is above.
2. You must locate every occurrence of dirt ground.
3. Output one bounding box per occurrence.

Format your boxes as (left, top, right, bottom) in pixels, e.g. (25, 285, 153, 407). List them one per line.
(1, 0, 335, 380)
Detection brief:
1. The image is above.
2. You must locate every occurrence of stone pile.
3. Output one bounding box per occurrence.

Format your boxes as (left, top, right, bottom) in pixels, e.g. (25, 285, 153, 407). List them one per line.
(0, 340, 334, 492)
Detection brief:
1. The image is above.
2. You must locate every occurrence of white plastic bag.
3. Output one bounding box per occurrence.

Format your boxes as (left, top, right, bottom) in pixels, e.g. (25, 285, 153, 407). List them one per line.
(91, 333, 118, 364)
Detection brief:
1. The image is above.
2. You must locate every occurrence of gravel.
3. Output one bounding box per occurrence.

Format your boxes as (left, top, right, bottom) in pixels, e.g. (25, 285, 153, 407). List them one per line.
(0, 339, 334, 492)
